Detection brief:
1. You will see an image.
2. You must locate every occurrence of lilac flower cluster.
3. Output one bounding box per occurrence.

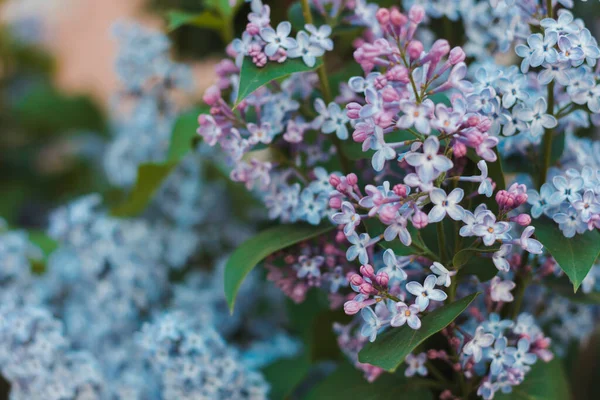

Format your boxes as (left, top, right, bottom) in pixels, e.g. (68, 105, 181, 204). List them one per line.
(232, 0, 333, 68)
(527, 166, 600, 237)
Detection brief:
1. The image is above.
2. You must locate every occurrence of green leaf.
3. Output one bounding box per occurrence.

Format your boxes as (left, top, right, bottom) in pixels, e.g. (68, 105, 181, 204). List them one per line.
(533, 217, 600, 291)
(262, 355, 311, 400)
(306, 362, 433, 400)
(457, 256, 498, 283)
(166, 10, 223, 31)
(358, 292, 480, 371)
(495, 359, 570, 400)
(235, 57, 323, 107)
(110, 162, 178, 217)
(225, 224, 334, 311)
(27, 230, 59, 274)
(167, 107, 206, 162)
(204, 0, 240, 18)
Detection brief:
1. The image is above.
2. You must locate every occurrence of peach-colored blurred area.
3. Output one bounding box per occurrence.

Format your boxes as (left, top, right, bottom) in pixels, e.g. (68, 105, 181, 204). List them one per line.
(1, 0, 218, 106)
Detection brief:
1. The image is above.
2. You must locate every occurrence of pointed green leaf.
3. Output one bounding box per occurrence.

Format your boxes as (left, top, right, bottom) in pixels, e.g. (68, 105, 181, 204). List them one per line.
(358, 293, 480, 372)
(306, 362, 433, 400)
(167, 107, 206, 162)
(533, 217, 600, 291)
(111, 162, 178, 217)
(235, 57, 323, 107)
(495, 359, 570, 400)
(225, 224, 334, 311)
(262, 355, 311, 400)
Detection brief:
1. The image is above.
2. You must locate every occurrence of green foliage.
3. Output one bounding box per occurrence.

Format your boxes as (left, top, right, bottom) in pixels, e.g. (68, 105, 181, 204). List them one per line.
(167, 106, 207, 162)
(358, 293, 480, 371)
(235, 57, 323, 107)
(533, 217, 600, 291)
(306, 362, 433, 400)
(166, 10, 223, 32)
(27, 230, 59, 274)
(111, 162, 179, 217)
(13, 83, 106, 135)
(495, 359, 570, 400)
(262, 355, 311, 400)
(224, 224, 334, 311)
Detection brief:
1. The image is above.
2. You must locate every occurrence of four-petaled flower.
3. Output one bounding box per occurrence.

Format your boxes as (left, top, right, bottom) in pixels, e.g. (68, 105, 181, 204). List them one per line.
(406, 275, 448, 311)
(463, 326, 495, 363)
(405, 136, 453, 183)
(260, 21, 297, 57)
(390, 302, 421, 329)
(428, 188, 466, 223)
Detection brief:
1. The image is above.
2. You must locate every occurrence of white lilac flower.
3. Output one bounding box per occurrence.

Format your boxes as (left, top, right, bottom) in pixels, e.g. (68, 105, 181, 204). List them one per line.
(458, 160, 493, 197)
(527, 183, 556, 218)
(296, 255, 325, 278)
(397, 99, 434, 135)
(481, 313, 514, 338)
(493, 244, 512, 272)
(472, 213, 510, 246)
(305, 24, 333, 51)
(538, 62, 571, 86)
(516, 97, 557, 138)
(505, 338, 537, 369)
(383, 213, 411, 246)
(485, 336, 516, 376)
(319, 101, 350, 140)
(428, 188, 466, 223)
(381, 249, 409, 283)
(371, 126, 396, 172)
(404, 353, 428, 377)
(490, 277, 516, 302)
(463, 326, 495, 363)
(553, 205, 587, 238)
(331, 201, 361, 236)
(430, 262, 454, 288)
(572, 189, 600, 222)
(460, 205, 491, 237)
(390, 302, 421, 329)
(287, 31, 324, 67)
(497, 75, 529, 108)
(260, 21, 297, 57)
(406, 275, 448, 311)
(346, 233, 372, 264)
(360, 307, 381, 342)
(550, 174, 584, 204)
(516, 226, 543, 254)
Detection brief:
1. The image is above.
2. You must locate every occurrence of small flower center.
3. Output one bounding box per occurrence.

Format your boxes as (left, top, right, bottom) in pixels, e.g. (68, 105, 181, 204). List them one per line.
(405, 310, 411, 317)
(487, 227, 494, 233)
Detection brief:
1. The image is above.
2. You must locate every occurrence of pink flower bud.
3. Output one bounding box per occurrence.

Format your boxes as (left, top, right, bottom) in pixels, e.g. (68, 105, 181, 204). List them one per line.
(335, 230, 346, 243)
(393, 184, 407, 197)
(381, 87, 399, 102)
(329, 174, 341, 187)
(430, 39, 450, 58)
(412, 210, 428, 229)
(452, 141, 467, 158)
(376, 8, 390, 26)
(202, 85, 221, 106)
(477, 117, 492, 132)
(329, 197, 342, 209)
(346, 173, 358, 186)
(452, 363, 462, 372)
(344, 300, 362, 315)
(360, 282, 378, 295)
(374, 75, 388, 90)
(514, 213, 531, 226)
(350, 273, 364, 286)
(379, 205, 397, 224)
(515, 193, 528, 207)
(408, 5, 425, 23)
(407, 40, 423, 60)
(467, 115, 480, 127)
(375, 271, 389, 287)
(246, 23, 260, 36)
(390, 8, 407, 26)
(346, 104, 362, 122)
(449, 47, 466, 64)
(427, 350, 438, 359)
(360, 264, 375, 278)
(385, 65, 409, 82)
